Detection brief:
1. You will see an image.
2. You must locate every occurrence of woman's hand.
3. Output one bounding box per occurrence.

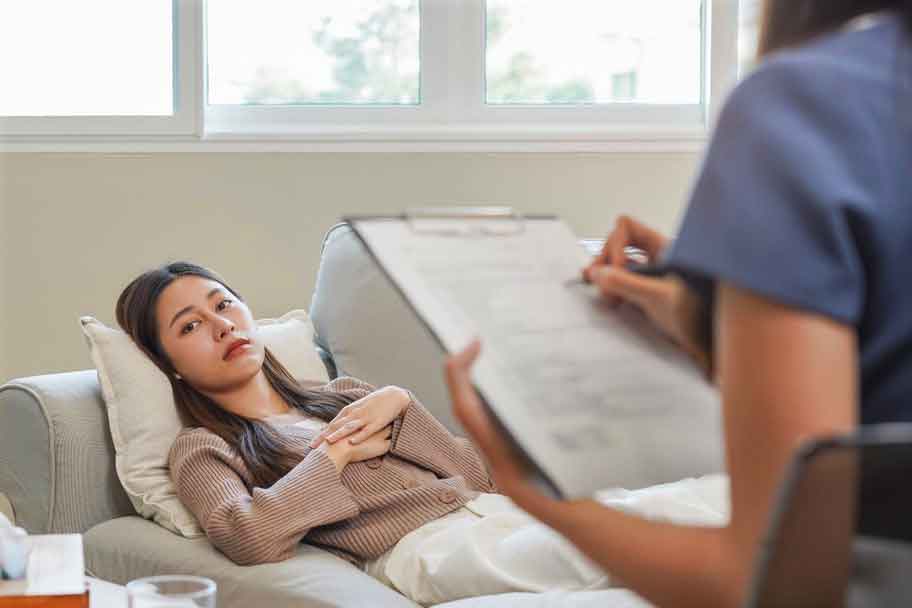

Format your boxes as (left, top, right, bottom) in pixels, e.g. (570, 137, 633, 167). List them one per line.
(595, 269, 709, 374)
(583, 216, 709, 374)
(309, 386, 410, 449)
(318, 426, 393, 473)
(583, 215, 670, 285)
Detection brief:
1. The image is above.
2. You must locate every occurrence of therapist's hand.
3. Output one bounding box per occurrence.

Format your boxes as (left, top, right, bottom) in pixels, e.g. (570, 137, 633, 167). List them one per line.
(582, 216, 710, 375)
(582, 215, 670, 285)
(444, 339, 559, 514)
(594, 268, 709, 374)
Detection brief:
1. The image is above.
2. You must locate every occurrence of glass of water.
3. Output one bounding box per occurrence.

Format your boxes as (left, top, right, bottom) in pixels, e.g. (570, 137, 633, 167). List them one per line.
(126, 575, 216, 608)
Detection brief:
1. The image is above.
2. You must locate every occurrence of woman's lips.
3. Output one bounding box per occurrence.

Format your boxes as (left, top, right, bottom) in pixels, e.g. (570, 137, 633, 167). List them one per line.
(225, 342, 252, 360)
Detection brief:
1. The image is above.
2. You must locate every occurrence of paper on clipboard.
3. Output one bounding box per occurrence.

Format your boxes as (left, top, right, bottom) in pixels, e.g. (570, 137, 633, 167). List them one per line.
(346, 211, 723, 498)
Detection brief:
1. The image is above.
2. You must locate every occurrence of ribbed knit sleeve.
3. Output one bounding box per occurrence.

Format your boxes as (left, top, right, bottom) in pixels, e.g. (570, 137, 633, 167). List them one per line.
(320, 376, 376, 401)
(169, 431, 360, 566)
(390, 391, 497, 493)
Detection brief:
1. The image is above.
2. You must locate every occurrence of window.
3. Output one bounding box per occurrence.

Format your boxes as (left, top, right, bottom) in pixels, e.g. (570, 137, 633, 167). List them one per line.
(0, 0, 197, 137)
(485, 1, 703, 105)
(0, 1, 173, 116)
(207, 0, 420, 106)
(1, 0, 751, 149)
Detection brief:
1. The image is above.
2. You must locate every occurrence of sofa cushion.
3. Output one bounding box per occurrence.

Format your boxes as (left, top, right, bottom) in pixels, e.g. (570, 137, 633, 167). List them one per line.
(309, 223, 463, 433)
(84, 516, 419, 608)
(433, 590, 653, 607)
(79, 311, 329, 538)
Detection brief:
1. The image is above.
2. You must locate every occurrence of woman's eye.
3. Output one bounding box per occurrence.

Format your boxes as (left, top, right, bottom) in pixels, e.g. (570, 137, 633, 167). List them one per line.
(217, 298, 233, 311)
(181, 321, 198, 335)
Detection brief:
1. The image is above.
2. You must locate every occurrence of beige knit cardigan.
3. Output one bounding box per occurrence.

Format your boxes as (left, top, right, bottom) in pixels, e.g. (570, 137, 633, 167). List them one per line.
(168, 376, 497, 566)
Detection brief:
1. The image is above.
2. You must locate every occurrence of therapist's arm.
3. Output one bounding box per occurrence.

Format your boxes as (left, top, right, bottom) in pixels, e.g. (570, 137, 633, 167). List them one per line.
(446, 282, 858, 608)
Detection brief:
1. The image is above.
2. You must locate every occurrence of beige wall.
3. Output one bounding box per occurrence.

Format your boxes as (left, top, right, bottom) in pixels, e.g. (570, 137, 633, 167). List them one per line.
(0, 152, 700, 382)
(0, 155, 7, 382)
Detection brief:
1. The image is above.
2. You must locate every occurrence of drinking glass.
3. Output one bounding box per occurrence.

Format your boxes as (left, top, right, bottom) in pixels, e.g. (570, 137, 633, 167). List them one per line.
(126, 575, 216, 608)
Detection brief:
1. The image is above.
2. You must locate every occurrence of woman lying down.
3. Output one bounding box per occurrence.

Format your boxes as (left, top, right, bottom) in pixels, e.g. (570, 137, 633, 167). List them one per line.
(116, 261, 727, 606)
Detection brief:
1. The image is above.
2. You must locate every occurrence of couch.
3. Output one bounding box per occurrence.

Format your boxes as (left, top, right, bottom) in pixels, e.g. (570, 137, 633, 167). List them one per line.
(0, 223, 651, 607)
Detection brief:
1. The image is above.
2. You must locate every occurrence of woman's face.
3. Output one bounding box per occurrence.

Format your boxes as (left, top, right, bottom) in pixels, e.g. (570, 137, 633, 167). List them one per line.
(155, 275, 264, 393)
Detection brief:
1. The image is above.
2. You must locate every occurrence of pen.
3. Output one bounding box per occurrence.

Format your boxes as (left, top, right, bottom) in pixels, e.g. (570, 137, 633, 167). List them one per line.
(566, 262, 670, 287)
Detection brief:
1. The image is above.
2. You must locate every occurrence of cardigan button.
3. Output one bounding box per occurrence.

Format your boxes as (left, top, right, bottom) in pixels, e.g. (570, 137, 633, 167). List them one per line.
(438, 489, 457, 504)
(366, 458, 382, 469)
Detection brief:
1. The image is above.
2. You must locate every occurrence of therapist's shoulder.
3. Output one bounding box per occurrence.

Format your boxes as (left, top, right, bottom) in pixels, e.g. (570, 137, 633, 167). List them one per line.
(733, 15, 901, 110)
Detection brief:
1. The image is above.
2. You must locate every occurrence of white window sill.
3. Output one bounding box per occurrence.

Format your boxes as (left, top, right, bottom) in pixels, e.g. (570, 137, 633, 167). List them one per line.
(0, 128, 708, 153)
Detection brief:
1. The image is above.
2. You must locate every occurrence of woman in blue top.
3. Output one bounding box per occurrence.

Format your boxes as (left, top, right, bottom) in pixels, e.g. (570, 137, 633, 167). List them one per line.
(445, 1, 912, 606)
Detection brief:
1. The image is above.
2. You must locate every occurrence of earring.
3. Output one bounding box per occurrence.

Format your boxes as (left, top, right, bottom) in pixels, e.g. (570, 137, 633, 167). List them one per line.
(174, 373, 182, 380)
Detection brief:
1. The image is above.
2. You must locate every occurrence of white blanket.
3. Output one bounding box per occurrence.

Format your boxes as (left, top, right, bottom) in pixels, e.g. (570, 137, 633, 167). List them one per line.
(375, 474, 731, 607)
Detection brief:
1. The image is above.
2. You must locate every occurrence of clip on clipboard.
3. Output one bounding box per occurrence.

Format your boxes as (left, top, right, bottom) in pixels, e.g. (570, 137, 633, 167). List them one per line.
(404, 206, 527, 236)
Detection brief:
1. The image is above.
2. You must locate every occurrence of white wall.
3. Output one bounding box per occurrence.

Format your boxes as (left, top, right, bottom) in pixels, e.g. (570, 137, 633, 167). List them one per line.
(0, 151, 700, 382)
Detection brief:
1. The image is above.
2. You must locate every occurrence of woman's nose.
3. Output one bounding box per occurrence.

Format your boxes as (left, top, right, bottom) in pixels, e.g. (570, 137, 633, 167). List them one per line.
(214, 316, 235, 339)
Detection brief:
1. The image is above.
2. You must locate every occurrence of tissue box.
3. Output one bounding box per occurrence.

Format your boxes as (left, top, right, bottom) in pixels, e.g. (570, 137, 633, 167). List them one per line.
(0, 535, 88, 607)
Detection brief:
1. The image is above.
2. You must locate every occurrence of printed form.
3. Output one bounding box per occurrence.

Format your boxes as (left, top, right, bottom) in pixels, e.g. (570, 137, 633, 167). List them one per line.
(351, 217, 723, 496)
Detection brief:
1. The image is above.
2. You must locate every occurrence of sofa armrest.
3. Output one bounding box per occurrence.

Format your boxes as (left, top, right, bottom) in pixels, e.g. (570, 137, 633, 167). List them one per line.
(0, 371, 133, 534)
(85, 516, 419, 608)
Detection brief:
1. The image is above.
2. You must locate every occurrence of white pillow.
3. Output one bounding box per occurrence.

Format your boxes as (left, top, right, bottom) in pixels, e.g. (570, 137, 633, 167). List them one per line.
(80, 310, 330, 538)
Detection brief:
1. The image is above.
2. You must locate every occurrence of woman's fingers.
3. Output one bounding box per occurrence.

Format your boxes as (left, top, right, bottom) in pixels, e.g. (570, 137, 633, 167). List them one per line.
(444, 340, 525, 477)
(326, 419, 365, 444)
(444, 340, 483, 417)
(583, 215, 670, 284)
(311, 417, 362, 447)
(310, 416, 347, 447)
(309, 429, 328, 448)
(347, 422, 383, 445)
(591, 265, 668, 311)
(444, 341, 564, 516)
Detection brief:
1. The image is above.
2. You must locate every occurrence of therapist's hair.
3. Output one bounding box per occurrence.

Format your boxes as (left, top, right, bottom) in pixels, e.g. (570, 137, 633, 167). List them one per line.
(115, 261, 356, 488)
(760, 0, 912, 56)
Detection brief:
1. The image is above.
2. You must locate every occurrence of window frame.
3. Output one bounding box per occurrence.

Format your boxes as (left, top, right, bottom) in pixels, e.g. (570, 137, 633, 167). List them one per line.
(0, 0, 741, 151)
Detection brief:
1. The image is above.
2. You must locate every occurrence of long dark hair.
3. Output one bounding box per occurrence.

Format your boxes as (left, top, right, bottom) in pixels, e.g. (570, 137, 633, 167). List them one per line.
(759, 0, 912, 56)
(115, 261, 357, 488)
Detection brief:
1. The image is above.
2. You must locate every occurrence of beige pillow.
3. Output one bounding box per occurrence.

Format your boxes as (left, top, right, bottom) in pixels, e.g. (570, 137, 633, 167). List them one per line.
(80, 310, 330, 537)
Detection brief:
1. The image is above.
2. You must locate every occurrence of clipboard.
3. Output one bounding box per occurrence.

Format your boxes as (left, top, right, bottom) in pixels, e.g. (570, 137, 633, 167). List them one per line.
(345, 207, 567, 497)
(343, 206, 723, 498)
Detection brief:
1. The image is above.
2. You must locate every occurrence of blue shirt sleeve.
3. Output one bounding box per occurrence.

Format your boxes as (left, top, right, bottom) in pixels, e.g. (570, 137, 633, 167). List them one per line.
(665, 55, 877, 325)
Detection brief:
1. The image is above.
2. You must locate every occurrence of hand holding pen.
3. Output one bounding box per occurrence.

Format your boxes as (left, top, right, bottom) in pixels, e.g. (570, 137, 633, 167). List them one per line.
(569, 215, 711, 376)
(582, 215, 671, 284)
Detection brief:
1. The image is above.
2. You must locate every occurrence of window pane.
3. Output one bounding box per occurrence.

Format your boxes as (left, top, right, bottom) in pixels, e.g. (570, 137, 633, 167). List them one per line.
(207, 0, 420, 106)
(739, 0, 762, 76)
(486, 0, 703, 105)
(0, 0, 172, 117)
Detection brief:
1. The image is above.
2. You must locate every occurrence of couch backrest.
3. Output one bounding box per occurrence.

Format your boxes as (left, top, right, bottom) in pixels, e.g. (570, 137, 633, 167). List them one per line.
(309, 223, 462, 433)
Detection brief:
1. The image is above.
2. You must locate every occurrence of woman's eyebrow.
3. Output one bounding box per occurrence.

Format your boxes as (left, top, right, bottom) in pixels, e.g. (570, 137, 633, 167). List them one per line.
(169, 288, 226, 328)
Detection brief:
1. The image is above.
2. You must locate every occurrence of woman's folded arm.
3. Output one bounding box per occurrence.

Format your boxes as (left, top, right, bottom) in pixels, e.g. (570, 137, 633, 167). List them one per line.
(389, 391, 498, 493)
(169, 432, 360, 565)
(320, 376, 497, 492)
